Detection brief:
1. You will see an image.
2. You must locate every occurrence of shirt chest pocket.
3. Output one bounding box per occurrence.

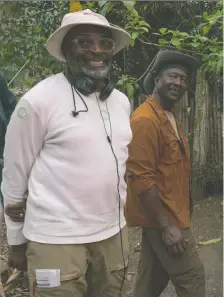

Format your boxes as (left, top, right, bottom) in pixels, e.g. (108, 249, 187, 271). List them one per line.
(160, 130, 184, 165)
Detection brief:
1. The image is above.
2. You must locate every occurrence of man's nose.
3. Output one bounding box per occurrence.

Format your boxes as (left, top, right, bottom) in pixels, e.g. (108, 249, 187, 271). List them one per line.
(174, 76, 181, 85)
(91, 41, 101, 52)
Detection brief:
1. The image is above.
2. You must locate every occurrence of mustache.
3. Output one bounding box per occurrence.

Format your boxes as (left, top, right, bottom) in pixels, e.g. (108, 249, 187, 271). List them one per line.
(169, 86, 182, 93)
(80, 55, 112, 63)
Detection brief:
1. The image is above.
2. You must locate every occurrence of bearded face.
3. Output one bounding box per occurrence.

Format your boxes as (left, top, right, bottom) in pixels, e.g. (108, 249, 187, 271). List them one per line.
(63, 25, 114, 80)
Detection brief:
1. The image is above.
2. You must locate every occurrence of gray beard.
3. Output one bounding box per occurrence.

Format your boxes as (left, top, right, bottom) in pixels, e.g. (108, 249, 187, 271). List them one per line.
(79, 64, 110, 79)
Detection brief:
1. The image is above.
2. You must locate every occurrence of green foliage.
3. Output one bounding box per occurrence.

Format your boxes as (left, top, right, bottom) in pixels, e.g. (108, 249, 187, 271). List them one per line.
(94, 1, 150, 46)
(123, 3, 150, 47)
(0, 1, 68, 83)
(156, 1, 223, 80)
(0, 0, 222, 96)
(116, 75, 139, 100)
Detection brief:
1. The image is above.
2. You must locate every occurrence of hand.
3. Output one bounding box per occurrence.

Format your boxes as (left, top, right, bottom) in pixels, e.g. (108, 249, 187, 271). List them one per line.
(161, 224, 188, 253)
(5, 200, 27, 222)
(8, 243, 27, 271)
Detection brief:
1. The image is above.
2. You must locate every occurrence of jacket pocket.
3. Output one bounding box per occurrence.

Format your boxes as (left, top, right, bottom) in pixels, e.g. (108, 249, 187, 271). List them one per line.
(161, 135, 184, 165)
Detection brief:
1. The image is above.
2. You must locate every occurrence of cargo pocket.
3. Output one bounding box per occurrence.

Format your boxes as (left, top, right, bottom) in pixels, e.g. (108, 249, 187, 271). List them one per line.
(29, 270, 86, 297)
(27, 241, 87, 297)
(109, 226, 129, 279)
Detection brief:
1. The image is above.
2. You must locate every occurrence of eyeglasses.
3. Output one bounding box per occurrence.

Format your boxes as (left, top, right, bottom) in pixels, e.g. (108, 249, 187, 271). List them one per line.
(72, 36, 115, 53)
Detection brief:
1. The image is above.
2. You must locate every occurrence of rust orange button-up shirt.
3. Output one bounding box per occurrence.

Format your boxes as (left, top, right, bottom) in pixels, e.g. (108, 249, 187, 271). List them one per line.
(125, 97, 192, 229)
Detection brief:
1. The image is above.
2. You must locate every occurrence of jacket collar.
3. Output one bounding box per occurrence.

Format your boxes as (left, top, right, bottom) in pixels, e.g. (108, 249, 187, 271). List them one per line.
(145, 96, 186, 141)
(145, 96, 169, 125)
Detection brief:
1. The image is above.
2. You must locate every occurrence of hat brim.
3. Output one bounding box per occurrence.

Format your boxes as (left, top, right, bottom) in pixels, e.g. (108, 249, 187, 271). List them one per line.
(151, 50, 201, 73)
(45, 23, 131, 61)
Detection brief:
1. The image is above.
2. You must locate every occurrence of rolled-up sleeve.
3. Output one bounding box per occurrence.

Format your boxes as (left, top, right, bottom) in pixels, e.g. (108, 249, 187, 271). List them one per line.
(126, 117, 161, 196)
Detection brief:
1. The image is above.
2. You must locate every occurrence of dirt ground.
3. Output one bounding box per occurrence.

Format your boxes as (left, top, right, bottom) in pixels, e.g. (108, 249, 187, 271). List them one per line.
(0, 195, 223, 297)
(125, 195, 223, 297)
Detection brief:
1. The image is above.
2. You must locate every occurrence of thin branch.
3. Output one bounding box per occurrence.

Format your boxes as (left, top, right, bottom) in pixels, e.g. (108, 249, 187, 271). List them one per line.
(134, 37, 205, 84)
(136, 54, 158, 83)
(139, 38, 204, 56)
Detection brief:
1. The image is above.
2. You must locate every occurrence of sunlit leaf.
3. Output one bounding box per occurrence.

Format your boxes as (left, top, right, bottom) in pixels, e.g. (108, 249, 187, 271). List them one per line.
(139, 20, 150, 27)
(158, 38, 168, 45)
(129, 39, 135, 47)
(132, 31, 139, 40)
(140, 27, 149, 33)
(122, 0, 135, 11)
(190, 42, 201, 48)
(171, 37, 180, 46)
(202, 23, 211, 35)
(126, 82, 135, 99)
(159, 27, 167, 35)
(198, 237, 222, 246)
(100, 1, 111, 16)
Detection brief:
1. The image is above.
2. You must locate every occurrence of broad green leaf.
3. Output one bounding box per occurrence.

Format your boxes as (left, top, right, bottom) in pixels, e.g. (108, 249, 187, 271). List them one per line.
(159, 28, 167, 35)
(198, 36, 208, 42)
(171, 37, 180, 47)
(140, 27, 149, 33)
(134, 82, 140, 90)
(126, 82, 135, 99)
(100, 2, 111, 16)
(190, 42, 200, 48)
(158, 38, 168, 45)
(98, 0, 108, 8)
(179, 32, 190, 38)
(139, 20, 150, 27)
(122, 0, 135, 11)
(202, 23, 211, 35)
(132, 31, 139, 40)
(116, 80, 122, 86)
(129, 39, 135, 47)
(131, 8, 138, 16)
(107, 3, 113, 13)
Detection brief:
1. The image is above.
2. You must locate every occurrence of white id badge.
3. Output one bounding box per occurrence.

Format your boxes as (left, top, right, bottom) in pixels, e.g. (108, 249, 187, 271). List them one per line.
(35, 269, 60, 288)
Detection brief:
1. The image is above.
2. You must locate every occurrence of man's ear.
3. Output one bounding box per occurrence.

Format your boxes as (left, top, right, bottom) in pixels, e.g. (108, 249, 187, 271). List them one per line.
(154, 76, 160, 87)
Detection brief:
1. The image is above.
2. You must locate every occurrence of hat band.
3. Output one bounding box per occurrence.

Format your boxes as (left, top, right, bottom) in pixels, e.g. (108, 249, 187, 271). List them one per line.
(157, 64, 189, 75)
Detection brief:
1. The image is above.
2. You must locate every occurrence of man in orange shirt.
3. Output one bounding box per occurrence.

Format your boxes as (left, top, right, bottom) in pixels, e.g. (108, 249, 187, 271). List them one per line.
(125, 50, 205, 297)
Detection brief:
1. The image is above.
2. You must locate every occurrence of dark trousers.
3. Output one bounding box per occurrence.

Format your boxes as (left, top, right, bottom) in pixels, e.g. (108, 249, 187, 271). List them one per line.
(133, 228, 205, 297)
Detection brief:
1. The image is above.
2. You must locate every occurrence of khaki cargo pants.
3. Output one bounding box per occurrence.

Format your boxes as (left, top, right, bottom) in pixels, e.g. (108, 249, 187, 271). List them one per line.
(27, 226, 128, 297)
(134, 228, 205, 297)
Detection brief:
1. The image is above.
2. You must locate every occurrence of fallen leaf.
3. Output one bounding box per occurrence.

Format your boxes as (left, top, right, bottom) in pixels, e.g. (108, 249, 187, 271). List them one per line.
(198, 237, 223, 246)
(5, 268, 20, 285)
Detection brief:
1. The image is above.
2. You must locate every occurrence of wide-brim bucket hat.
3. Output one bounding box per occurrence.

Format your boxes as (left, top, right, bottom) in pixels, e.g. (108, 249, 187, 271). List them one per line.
(45, 9, 131, 62)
